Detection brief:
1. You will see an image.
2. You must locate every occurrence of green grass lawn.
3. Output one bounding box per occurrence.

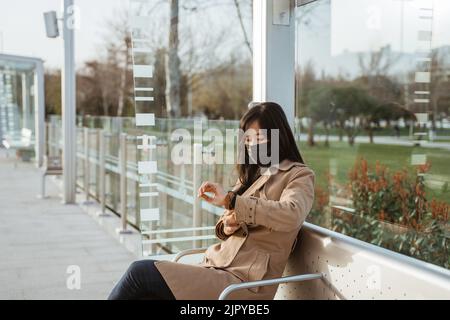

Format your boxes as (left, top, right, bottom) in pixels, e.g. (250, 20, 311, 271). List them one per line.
(299, 141, 450, 205)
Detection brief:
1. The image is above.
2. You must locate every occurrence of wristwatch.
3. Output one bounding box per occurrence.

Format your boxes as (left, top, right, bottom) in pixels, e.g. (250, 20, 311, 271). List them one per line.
(224, 190, 237, 210)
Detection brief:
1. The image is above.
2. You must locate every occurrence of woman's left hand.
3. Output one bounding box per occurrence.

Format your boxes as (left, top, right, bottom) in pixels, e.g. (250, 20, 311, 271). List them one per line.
(197, 181, 227, 207)
(223, 212, 240, 235)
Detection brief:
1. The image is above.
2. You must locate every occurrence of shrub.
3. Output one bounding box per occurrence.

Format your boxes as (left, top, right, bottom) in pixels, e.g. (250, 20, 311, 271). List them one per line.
(308, 158, 449, 269)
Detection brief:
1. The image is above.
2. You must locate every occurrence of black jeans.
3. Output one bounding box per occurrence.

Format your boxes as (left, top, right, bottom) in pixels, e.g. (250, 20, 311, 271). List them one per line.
(108, 260, 176, 300)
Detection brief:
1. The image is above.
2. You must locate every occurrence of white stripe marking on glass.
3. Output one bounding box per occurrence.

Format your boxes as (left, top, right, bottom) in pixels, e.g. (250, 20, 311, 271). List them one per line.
(139, 182, 159, 188)
(135, 113, 155, 126)
(415, 113, 429, 124)
(135, 87, 154, 92)
(138, 161, 157, 174)
(140, 208, 160, 222)
(133, 65, 154, 78)
(414, 99, 430, 103)
(135, 97, 155, 102)
(411, 154, 427, 166)
(415, 72, 430, 83)
(140, 192, 159, 198)
(418, 31, 432, 41)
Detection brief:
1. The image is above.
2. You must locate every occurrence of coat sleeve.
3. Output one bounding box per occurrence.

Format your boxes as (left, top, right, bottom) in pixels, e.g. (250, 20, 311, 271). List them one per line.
(215, 214, 230, 241)
(215, 181, 242, 241)
(234, 167, 315, 232)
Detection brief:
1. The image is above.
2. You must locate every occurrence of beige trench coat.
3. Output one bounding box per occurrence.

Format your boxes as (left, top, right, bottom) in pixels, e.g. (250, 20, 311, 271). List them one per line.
(154, 159, 315, 300)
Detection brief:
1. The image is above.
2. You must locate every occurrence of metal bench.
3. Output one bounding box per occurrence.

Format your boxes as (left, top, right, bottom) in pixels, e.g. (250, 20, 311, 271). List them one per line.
(39, 155, 63, 199)
(172, 247, 324, 300)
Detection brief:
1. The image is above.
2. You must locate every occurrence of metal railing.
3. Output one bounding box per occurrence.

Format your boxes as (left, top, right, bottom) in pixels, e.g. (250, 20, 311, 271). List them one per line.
(45, 115, 238, 255)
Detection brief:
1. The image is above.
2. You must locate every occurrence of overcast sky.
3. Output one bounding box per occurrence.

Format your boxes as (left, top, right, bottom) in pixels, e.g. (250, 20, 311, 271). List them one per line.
(0, 0, 127, 69)
(1, 0, 448, 71)
(330, 0, 450, 55)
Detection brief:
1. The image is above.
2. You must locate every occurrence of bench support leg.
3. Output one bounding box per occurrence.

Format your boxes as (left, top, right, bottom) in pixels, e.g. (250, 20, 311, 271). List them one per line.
(39, 174, 46, 199)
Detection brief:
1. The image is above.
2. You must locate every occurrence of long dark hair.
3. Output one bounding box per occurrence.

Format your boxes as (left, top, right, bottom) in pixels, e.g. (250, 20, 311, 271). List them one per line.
(236, 102, 304, 194)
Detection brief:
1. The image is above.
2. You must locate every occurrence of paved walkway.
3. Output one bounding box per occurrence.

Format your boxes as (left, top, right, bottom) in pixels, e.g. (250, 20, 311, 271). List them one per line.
(0, 149, 136, 299)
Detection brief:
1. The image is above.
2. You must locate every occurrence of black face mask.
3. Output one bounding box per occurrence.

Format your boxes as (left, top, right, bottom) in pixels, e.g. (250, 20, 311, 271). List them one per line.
(246, 142, 272, 167)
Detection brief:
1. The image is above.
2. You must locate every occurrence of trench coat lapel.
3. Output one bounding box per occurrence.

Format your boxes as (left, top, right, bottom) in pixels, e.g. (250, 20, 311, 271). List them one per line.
(236, 160, 299, 197)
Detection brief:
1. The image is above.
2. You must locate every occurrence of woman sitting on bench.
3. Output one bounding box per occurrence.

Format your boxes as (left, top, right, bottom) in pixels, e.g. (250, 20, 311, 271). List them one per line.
(108, 102, 315, 300)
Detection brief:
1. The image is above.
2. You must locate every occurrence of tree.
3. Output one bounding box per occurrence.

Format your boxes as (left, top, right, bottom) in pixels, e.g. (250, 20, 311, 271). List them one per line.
(191, 58, 252, 119)
(360, 95, 380, 144)
(307, 85, 335, 147)
(357, 45, 399, 79)
(77, 60, 118, 116)
(44, 70, 62, 117)
(354, 74, 403, 114)
(428, 49, 450, 131)
(332, 86, 375, 146)
(165, 0, 253, 118)
(232, 0, 252, 57)
(166, 0, 182, 118)
(103, 8, 133, 117)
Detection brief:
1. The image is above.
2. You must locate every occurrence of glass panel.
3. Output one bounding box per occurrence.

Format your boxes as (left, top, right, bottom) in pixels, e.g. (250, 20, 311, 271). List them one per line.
(295, 0, 449, 269)
(46, 0, 252, 258)
(0, 60, 35, 145)
(129, 0, 252, 256)
(0, 60, 37, 160)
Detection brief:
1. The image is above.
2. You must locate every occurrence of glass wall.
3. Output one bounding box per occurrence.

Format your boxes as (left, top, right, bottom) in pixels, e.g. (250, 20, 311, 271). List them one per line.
(47, 0, 252, 258)
(0, 59, 37, 160)
(295, 0, 449, 269)
(128, 0, 252, 256)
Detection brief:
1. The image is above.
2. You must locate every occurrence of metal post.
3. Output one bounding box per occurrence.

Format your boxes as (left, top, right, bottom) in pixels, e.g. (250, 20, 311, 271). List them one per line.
(52, 121, 58, 157)
(180, 162, 186, 195)
(83, 127, 91, 204)
(62, 0, 76, 204)
(160, 142, 169, 247)
(148, 136, 157, 254)
(193, 143, 203, 248)
(41, 171, 46, 199)
(34, 60, 45, 168)
(0, 72, 4, 143)
(48, 119, 53, 156)
(117, 133, 131, 234)
(47, 122, 52, 157)
(97, 129, 109, 217)
(21, 73, 30, 130)
(253, 0, 295, 128)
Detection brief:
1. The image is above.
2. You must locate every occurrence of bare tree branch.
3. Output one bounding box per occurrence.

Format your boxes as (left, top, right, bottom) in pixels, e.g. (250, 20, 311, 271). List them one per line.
(233, 0, 252, 56)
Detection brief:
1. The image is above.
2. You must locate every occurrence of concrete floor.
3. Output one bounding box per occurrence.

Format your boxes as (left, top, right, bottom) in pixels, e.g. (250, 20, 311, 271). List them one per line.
(0, 149, 137, 299)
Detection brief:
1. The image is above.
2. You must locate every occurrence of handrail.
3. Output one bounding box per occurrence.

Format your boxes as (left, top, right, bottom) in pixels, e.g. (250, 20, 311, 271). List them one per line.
(142, 226, 215, 236)
(172, 247, 209, 263)
(218, 273, 324, 300)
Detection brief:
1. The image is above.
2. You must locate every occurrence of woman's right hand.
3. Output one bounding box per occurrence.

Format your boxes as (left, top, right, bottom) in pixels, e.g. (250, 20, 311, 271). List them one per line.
(223, 212, 240, 235)
(197, 181, 227, 208)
